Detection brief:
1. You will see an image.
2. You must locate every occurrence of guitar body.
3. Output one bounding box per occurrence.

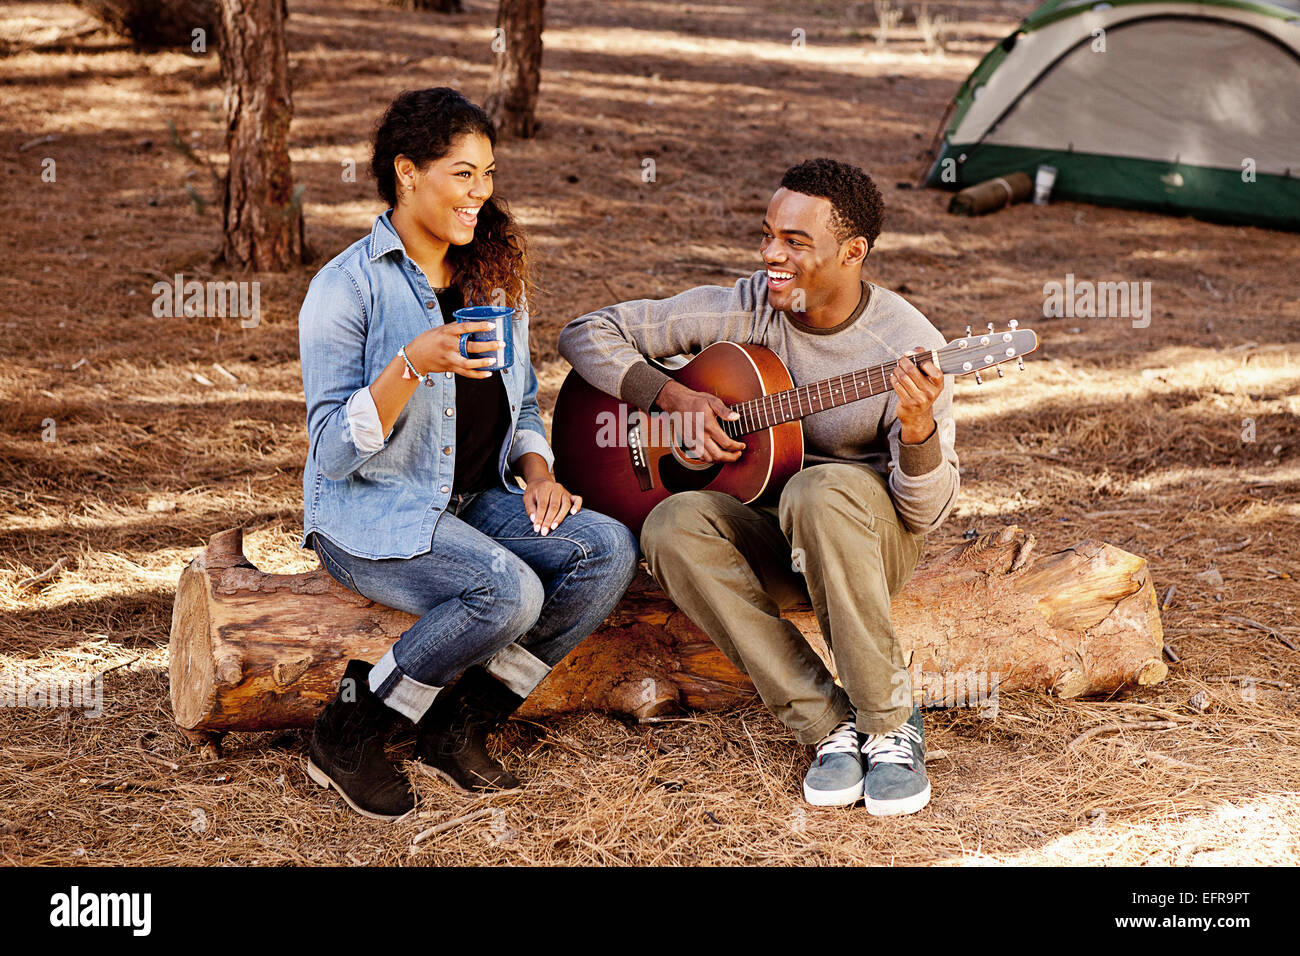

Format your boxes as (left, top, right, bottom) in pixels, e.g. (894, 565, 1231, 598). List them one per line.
(554, 322, 1038, 539)
(553, 342, 805, 538)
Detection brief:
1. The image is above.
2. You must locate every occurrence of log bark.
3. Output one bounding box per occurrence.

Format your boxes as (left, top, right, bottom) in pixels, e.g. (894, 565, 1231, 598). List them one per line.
(483, 0, 545, 139)
(215, 0, 305, 270)
(169, 525, 1166, 737)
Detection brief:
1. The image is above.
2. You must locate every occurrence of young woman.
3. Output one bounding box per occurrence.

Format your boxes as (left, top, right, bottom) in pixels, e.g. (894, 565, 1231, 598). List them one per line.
(297, 88, 639, 820)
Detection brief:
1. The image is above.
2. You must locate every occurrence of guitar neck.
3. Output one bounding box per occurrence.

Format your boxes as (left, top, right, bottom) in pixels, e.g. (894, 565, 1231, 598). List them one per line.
(720, 350, 935, 438)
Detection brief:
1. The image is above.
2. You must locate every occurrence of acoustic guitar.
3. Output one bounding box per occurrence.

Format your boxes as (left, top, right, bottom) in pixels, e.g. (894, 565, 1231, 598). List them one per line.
(552, 322, 1038, 536)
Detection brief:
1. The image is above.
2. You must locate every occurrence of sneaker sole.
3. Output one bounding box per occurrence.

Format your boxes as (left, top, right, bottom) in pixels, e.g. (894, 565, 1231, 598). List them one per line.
(306, 758, 412, 822)
(864, 781, 932, 817)
(802, 777, 865, 807)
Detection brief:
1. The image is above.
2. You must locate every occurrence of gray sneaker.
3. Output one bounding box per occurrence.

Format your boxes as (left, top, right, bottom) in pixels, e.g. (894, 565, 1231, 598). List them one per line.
(861, 706, 930, 816)
(803, 715, 864, 806)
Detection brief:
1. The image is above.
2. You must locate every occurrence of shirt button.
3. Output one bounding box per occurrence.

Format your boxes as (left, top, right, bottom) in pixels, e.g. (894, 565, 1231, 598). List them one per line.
(442, 446, 452, 455)
(445, 407, 454, 417)
(440, 485, 450, 494)
(426, 301, 436, 309)
(445, 371, 453, 379)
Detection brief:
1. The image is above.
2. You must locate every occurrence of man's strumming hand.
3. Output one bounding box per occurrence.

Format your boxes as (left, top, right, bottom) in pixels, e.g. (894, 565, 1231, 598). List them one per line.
(653, 380, 746, 464)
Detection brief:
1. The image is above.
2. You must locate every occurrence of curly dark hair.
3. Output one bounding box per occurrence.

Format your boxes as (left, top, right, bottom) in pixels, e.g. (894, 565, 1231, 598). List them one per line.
(779, 158, 884, 252)
(371, 88, 530, 308)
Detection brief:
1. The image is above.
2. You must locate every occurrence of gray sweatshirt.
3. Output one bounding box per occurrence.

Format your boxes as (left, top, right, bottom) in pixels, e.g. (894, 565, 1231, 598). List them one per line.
(556, 271, 960, 535)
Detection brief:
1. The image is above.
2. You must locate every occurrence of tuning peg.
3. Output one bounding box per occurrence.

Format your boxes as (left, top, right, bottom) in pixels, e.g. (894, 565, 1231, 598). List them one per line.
(974, 370, 983, 385)
(1017, 356, 1025, 371)
(965, 325, 972, 337)
(987, 323, 995, 334)
(996, 364, 1004, 378)
(1008, 319, 1019, 330)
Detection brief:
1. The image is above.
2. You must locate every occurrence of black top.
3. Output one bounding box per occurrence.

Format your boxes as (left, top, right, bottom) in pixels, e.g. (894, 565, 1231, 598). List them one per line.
(435, 286, 511, 496)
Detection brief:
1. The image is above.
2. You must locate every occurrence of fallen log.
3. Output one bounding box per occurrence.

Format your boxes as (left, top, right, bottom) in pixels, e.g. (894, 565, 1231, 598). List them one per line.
(947, 171, 1033, 217)
(168, 525, 1166, 748)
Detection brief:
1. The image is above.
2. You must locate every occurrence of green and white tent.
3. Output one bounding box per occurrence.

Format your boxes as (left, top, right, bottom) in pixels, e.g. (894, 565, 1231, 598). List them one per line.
(924, 0, 1300, 230)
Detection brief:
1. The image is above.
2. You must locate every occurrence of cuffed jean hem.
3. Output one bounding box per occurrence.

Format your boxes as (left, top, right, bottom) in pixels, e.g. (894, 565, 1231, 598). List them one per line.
(370, 648, 442, 722)
(795, 694, 854, 747)
(485, 641, 551, 698)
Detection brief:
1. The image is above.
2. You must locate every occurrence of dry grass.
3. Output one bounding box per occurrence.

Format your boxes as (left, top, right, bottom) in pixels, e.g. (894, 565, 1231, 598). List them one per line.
(4, 666, 1299, 865)
(1, 0, 1298, 866)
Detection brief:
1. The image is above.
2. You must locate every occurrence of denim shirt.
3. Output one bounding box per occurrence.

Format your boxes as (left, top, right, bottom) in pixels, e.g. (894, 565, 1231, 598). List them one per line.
(298, 211, 554, 560)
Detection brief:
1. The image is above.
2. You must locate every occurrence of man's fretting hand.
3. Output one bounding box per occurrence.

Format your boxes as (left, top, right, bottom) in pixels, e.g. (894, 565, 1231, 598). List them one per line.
(654, 380, 746, 464)
(890, 348, 944, 444)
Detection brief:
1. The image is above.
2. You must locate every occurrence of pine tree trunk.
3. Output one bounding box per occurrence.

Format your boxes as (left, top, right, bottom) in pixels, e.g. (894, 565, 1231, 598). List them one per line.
(483, 0, 545, 138)
(216, 0, 304, 270)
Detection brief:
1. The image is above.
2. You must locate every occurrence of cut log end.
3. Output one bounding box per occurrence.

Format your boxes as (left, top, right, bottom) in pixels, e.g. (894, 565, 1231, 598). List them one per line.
(169, 561, 216, 730)
(1135, 658, 1169, 685)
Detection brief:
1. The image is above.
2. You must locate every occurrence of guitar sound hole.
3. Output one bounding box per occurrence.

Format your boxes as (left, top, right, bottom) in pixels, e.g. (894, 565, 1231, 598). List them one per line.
(657, 454, 723, 493)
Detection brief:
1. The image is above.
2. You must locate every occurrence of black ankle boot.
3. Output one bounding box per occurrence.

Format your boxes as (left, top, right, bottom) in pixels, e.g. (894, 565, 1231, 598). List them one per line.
(415, 666, 525, 792)
(307, 659, 415, 820)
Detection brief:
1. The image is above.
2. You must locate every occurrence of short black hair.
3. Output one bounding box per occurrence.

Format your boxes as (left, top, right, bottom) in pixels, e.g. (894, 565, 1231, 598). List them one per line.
(779, 158, 884, 251)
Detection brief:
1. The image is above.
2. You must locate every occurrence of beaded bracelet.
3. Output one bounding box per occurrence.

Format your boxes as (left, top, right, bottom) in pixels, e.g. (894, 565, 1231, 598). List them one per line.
(398, 346, 435, 387)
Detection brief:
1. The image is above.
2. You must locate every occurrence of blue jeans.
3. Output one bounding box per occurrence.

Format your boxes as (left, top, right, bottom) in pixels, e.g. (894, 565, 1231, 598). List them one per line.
(311, 488, 639, 721)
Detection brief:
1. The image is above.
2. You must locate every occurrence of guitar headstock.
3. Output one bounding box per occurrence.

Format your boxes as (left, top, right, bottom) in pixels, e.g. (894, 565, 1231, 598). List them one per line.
(934, 321, 1039, 383)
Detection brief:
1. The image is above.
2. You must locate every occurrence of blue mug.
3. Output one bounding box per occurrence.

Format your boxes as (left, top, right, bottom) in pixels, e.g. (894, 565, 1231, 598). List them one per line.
(453, 305, 515, 372)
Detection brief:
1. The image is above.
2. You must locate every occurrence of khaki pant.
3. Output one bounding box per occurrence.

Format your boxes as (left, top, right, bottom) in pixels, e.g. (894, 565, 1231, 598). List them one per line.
(640, 463, 923, 743)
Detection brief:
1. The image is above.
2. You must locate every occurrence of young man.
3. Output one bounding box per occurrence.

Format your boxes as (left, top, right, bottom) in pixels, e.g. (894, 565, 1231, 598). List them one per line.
(557, 158, 959, 814)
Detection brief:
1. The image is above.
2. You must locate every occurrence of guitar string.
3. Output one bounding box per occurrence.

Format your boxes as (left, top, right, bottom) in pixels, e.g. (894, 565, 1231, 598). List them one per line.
(726, 358, 907, 437)
(712, 340, 1020, 439)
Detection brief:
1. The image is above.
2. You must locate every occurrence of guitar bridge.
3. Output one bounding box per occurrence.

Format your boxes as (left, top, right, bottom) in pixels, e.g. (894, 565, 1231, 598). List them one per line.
(627, 411, 655, 491)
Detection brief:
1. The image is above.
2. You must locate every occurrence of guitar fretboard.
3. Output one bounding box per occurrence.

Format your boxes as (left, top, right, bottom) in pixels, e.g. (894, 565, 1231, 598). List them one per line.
(719, 356, 919, 439)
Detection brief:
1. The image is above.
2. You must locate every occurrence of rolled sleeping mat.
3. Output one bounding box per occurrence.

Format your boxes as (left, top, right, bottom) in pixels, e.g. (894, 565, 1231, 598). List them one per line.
(948, 171, 1033, 216)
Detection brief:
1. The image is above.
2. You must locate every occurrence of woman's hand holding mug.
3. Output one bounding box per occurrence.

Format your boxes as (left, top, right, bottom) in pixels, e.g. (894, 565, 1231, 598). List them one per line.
(406, 322, 502, 380)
